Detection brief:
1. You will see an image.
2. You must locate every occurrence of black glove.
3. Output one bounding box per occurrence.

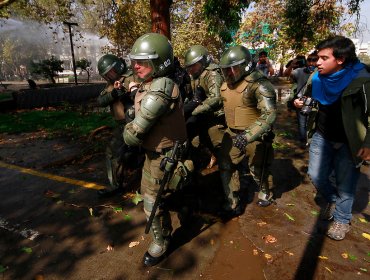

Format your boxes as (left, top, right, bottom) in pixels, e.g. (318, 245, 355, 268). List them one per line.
(232, 133, 248, 152)
(111, 88, 124, 99)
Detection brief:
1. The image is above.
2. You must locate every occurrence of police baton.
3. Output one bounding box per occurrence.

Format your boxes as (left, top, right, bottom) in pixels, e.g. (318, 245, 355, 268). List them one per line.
(145, 141, 180, 234)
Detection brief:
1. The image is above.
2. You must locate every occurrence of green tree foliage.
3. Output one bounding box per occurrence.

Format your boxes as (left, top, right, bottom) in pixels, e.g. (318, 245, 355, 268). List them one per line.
(30, 56, 64, 83)
(203, 0, 251, 43)
(284, 0, 362, 50)
(237, 0, 360, 66)
(171, 0, 224, 61)
(76, 58, 91, 82)
(0, 25, 49, 80)
(0, 0, 364, 66)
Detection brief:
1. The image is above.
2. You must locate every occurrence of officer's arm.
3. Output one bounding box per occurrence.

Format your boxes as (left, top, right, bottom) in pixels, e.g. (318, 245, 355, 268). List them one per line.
(97, 83, 125, 107)
(123, 91, 172, 146)
(205, 69, 223, 98)
(192, 69, 223, 115)
(242, 82, 277, 143)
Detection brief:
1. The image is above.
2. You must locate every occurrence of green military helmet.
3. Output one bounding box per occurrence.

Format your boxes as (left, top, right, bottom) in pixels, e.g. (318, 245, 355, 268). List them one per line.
(184, 45, 210, 79)
(129, 33, 174, 81)
(219, 45, 253, 85)
(97, 54, 127, 83)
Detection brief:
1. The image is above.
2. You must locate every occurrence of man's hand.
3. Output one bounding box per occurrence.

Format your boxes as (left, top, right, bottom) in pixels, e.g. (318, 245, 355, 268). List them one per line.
(357, 147, 370, 161)
(114, 80, 122, 89)
(293, 98, 304, 109)
(129, 82, 139, 92)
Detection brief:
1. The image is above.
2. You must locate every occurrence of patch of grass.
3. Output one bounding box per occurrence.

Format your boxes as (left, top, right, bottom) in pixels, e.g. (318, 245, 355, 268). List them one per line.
(0, 91, 14, 101)
(0, 110, 115, 137)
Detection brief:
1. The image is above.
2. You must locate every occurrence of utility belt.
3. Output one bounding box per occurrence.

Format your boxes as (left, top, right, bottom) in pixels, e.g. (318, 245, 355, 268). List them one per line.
(146, 141, 189, 160)
(228, 127, 244, 134)
(143, 140, 193, 192)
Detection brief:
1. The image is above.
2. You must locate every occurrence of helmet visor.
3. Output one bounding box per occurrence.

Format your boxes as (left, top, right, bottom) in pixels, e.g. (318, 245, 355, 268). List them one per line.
(221, 64, 245, 84)
(131, 59, 154, 81)
(186, 61, 203, 79)
(103, 68, 121, 83)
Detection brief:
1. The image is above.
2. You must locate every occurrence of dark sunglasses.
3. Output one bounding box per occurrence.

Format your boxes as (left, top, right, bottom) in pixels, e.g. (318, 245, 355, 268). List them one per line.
(307, 58, 318, 62)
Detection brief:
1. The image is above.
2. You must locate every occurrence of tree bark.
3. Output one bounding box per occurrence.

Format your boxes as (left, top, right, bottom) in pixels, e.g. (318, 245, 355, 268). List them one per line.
(150, 0, 172, 40)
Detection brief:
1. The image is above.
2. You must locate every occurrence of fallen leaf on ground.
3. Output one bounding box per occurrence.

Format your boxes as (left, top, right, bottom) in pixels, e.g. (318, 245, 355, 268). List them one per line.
(106, 245, 114, 251)
(253, 249, 259, 255)
(325, 267, 332, 273)
(286, 203, 295, 206)
(358, 218, 368, 223)
(349, 254, 357, 261)
(341, 253, 348, 259)
(257, 221, 267, 226)
(318, 256, 328, 260)
(129, 241, 140, 248)
(311, 210, 319, 216)
(264, 253, 273, 262)
(263, 235, 277, 243)
(141, 236, 145, 241)
(123, 214, 132, 221)
(44, 190, 60, 198)
(360, 268, 367, 272)
(89, 208, 94, 216)
(21, 247, 32, 254)
(284, 213, 295, 221)
(362, 233, 370, 241)
(132, 191, 143, 205)
(285, 251, 294, 256)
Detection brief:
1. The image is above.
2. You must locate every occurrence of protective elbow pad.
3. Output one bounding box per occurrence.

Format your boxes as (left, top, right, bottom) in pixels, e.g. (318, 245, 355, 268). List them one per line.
(133, 93, 171, 134)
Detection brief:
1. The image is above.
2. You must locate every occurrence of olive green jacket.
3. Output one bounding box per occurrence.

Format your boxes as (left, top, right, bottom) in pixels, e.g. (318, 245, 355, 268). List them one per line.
(306, 68, 370, 165)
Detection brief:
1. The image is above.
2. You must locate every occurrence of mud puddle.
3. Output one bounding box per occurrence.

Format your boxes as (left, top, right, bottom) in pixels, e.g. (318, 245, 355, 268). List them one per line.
(203, 218, 266, 280)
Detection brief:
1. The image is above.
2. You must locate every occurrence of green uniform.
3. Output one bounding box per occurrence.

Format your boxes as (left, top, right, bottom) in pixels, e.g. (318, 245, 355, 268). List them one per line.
(97, 72, 136, 191)
(187, 64, 224, 152)
(216, 70, 277, 210)
(123, 77, 189, 259)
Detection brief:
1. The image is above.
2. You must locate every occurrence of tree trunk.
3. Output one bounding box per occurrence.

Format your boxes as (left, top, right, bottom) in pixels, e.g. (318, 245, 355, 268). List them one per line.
(150, 0, 172, 40)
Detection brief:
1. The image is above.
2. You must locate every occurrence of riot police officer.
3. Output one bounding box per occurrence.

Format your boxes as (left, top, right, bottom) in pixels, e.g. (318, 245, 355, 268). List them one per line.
(96, 54, 139, 197)
(183, 45, 224, 168)
(123, 33, 191, 266)
(215, 45, 277, 213)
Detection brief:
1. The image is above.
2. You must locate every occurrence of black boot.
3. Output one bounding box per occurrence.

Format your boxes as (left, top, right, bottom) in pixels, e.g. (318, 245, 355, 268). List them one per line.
(143, 252, 165, 267)
(97, 187, 124, 198)
(256, 191, 273, 207)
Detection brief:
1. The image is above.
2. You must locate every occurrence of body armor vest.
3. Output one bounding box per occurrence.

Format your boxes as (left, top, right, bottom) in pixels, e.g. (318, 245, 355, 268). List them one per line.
(221, 78, 260, 130)
(134, 80, 187, 152)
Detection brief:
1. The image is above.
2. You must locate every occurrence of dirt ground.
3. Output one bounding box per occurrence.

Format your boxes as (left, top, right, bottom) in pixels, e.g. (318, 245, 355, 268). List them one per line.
(0, 91, 369, 280)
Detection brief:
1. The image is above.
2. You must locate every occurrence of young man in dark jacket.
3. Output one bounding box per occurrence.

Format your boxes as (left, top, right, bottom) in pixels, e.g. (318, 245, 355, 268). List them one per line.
(297, 36, 370, 241)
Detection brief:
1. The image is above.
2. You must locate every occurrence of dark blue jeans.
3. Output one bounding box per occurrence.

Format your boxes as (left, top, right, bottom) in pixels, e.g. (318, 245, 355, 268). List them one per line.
(308, 132, 360, 224)
(296, 109, 307, 143)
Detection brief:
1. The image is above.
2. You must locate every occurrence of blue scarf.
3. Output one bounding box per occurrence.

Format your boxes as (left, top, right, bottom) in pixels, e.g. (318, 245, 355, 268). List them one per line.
(312, 61, 364, 105)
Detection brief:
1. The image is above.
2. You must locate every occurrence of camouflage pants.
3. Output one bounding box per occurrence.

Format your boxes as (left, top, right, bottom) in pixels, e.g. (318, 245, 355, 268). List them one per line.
(105, 123, 125, 190)
(213, 127, 274, 209)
